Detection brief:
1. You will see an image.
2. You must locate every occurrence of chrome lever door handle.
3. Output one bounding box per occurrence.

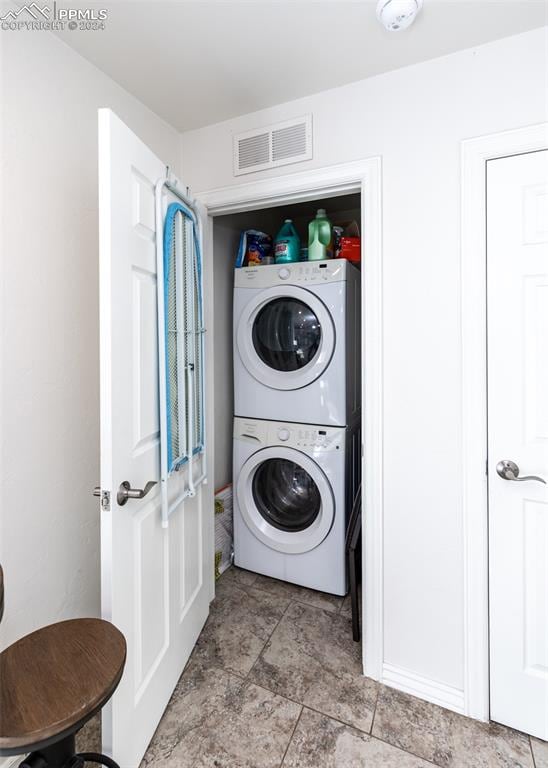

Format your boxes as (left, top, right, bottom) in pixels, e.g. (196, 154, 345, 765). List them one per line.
(117, 480, 157, 506)
(496, 460, 546, 485)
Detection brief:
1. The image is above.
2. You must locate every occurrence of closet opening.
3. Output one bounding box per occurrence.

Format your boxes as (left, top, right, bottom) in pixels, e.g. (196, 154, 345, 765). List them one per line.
(211, 190, 363, 643)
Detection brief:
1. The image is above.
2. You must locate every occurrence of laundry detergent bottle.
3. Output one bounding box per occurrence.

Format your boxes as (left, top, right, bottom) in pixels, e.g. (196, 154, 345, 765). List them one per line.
(274, 219, 300, 263)
(308, 208, 332, 261)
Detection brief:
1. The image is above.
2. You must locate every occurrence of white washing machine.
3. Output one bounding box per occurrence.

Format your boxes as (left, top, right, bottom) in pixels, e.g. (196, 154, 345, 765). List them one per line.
(233, 416, 361, 595)
(233, 260, 360, 427)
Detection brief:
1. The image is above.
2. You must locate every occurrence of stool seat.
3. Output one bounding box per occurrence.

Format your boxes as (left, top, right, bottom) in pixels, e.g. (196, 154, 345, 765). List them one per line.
(0, 618, 126, 757)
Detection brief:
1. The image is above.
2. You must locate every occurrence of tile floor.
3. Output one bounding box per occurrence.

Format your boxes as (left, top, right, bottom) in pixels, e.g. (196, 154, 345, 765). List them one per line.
(133, 566, 548, 767)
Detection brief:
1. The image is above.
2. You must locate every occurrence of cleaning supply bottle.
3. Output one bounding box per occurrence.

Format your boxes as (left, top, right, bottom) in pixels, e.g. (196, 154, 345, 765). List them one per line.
(274, 219, 300, 264)
(308, 209, 332, 261)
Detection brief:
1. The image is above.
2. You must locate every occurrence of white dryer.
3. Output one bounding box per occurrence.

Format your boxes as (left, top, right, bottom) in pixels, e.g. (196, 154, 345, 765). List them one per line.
(233, 260, 360, 427)
(233, 416, 361, 595)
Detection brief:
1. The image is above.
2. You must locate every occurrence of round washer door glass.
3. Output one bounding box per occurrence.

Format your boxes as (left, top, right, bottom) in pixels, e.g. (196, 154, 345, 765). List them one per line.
(252, 458, 321, 532)
(236, 285, 335, 392)
(237, 445, 335, 554)
(252, 298, 321, 372)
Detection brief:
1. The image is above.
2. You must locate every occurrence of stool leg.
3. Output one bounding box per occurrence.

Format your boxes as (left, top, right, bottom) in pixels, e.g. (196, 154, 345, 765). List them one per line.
(19, 735, 76, 768)
(76, 753, 120, 768)
(18, 756, 47, 768)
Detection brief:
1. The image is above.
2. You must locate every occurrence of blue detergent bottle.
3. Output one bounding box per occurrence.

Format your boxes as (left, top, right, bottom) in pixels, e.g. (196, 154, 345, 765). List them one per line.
(274, 219, 300, 264)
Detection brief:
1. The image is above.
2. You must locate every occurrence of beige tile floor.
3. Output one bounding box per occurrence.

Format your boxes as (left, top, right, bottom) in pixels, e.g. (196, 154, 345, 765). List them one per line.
(85, 565, 548, 767)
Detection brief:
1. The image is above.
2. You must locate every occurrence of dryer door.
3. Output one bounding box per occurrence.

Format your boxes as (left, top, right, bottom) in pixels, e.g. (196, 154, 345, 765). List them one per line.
(236, 446, 335, 554)
(236, 286, 335, 390)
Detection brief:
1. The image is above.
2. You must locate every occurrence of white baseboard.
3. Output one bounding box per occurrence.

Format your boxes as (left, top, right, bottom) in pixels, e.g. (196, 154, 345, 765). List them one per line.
(382, 663, 465, 715)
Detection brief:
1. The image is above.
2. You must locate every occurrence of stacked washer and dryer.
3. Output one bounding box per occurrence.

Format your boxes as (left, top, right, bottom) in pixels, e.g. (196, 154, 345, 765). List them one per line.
(233, 258, 361, 595)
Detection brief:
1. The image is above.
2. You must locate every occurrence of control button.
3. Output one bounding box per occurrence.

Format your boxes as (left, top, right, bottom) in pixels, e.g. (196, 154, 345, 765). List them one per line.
(278, 428, 290, 442)
(278, 267, 291, 280)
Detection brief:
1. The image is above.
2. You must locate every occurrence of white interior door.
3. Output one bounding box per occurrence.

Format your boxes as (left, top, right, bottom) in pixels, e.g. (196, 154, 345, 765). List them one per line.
(488, 149, 548, 740)
(98, 109, 212, 768)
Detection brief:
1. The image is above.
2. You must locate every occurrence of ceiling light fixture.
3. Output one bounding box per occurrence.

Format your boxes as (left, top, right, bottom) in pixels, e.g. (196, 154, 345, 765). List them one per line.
(376, 0, 423, 32)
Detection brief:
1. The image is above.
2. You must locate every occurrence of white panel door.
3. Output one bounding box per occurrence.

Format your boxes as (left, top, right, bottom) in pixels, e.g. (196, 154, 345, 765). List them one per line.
(98, 109, 211, 768)
(488, 150, 548, 740)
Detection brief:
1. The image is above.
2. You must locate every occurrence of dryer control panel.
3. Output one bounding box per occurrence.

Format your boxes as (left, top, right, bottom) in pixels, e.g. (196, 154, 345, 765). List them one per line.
(234, 417, 345, 452)
(234, 260, 353, 289)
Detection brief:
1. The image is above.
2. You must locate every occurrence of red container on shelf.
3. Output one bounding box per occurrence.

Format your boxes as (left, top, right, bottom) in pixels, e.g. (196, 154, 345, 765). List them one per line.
(337, 236, 361, 263)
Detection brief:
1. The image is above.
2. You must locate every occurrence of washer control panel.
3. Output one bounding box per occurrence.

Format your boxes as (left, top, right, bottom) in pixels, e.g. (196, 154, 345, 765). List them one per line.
(234, 260, 350, 289)
(235, 417, 344, 452)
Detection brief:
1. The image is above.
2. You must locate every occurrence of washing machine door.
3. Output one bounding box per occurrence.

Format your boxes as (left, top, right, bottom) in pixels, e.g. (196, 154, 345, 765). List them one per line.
(236, 446, 335, 554)
(236, 286, 335, 390)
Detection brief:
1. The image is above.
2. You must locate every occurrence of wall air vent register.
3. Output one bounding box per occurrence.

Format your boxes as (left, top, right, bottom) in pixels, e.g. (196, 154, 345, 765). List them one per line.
(233, 115, 313, 176)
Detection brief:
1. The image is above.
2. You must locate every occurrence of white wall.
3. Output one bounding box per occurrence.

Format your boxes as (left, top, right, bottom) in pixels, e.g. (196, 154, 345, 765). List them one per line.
(182, 28, 548, 694)
(212, 217, 239, 491)
(0, 30, 181, 651)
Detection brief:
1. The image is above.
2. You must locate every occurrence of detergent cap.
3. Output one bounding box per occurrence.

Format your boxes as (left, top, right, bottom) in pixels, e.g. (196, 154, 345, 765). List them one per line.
(316, 208, 327, 218)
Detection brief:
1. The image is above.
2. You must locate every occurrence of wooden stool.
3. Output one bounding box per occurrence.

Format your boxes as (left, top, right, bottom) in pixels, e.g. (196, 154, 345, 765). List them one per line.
(0, 618, 126, 768)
